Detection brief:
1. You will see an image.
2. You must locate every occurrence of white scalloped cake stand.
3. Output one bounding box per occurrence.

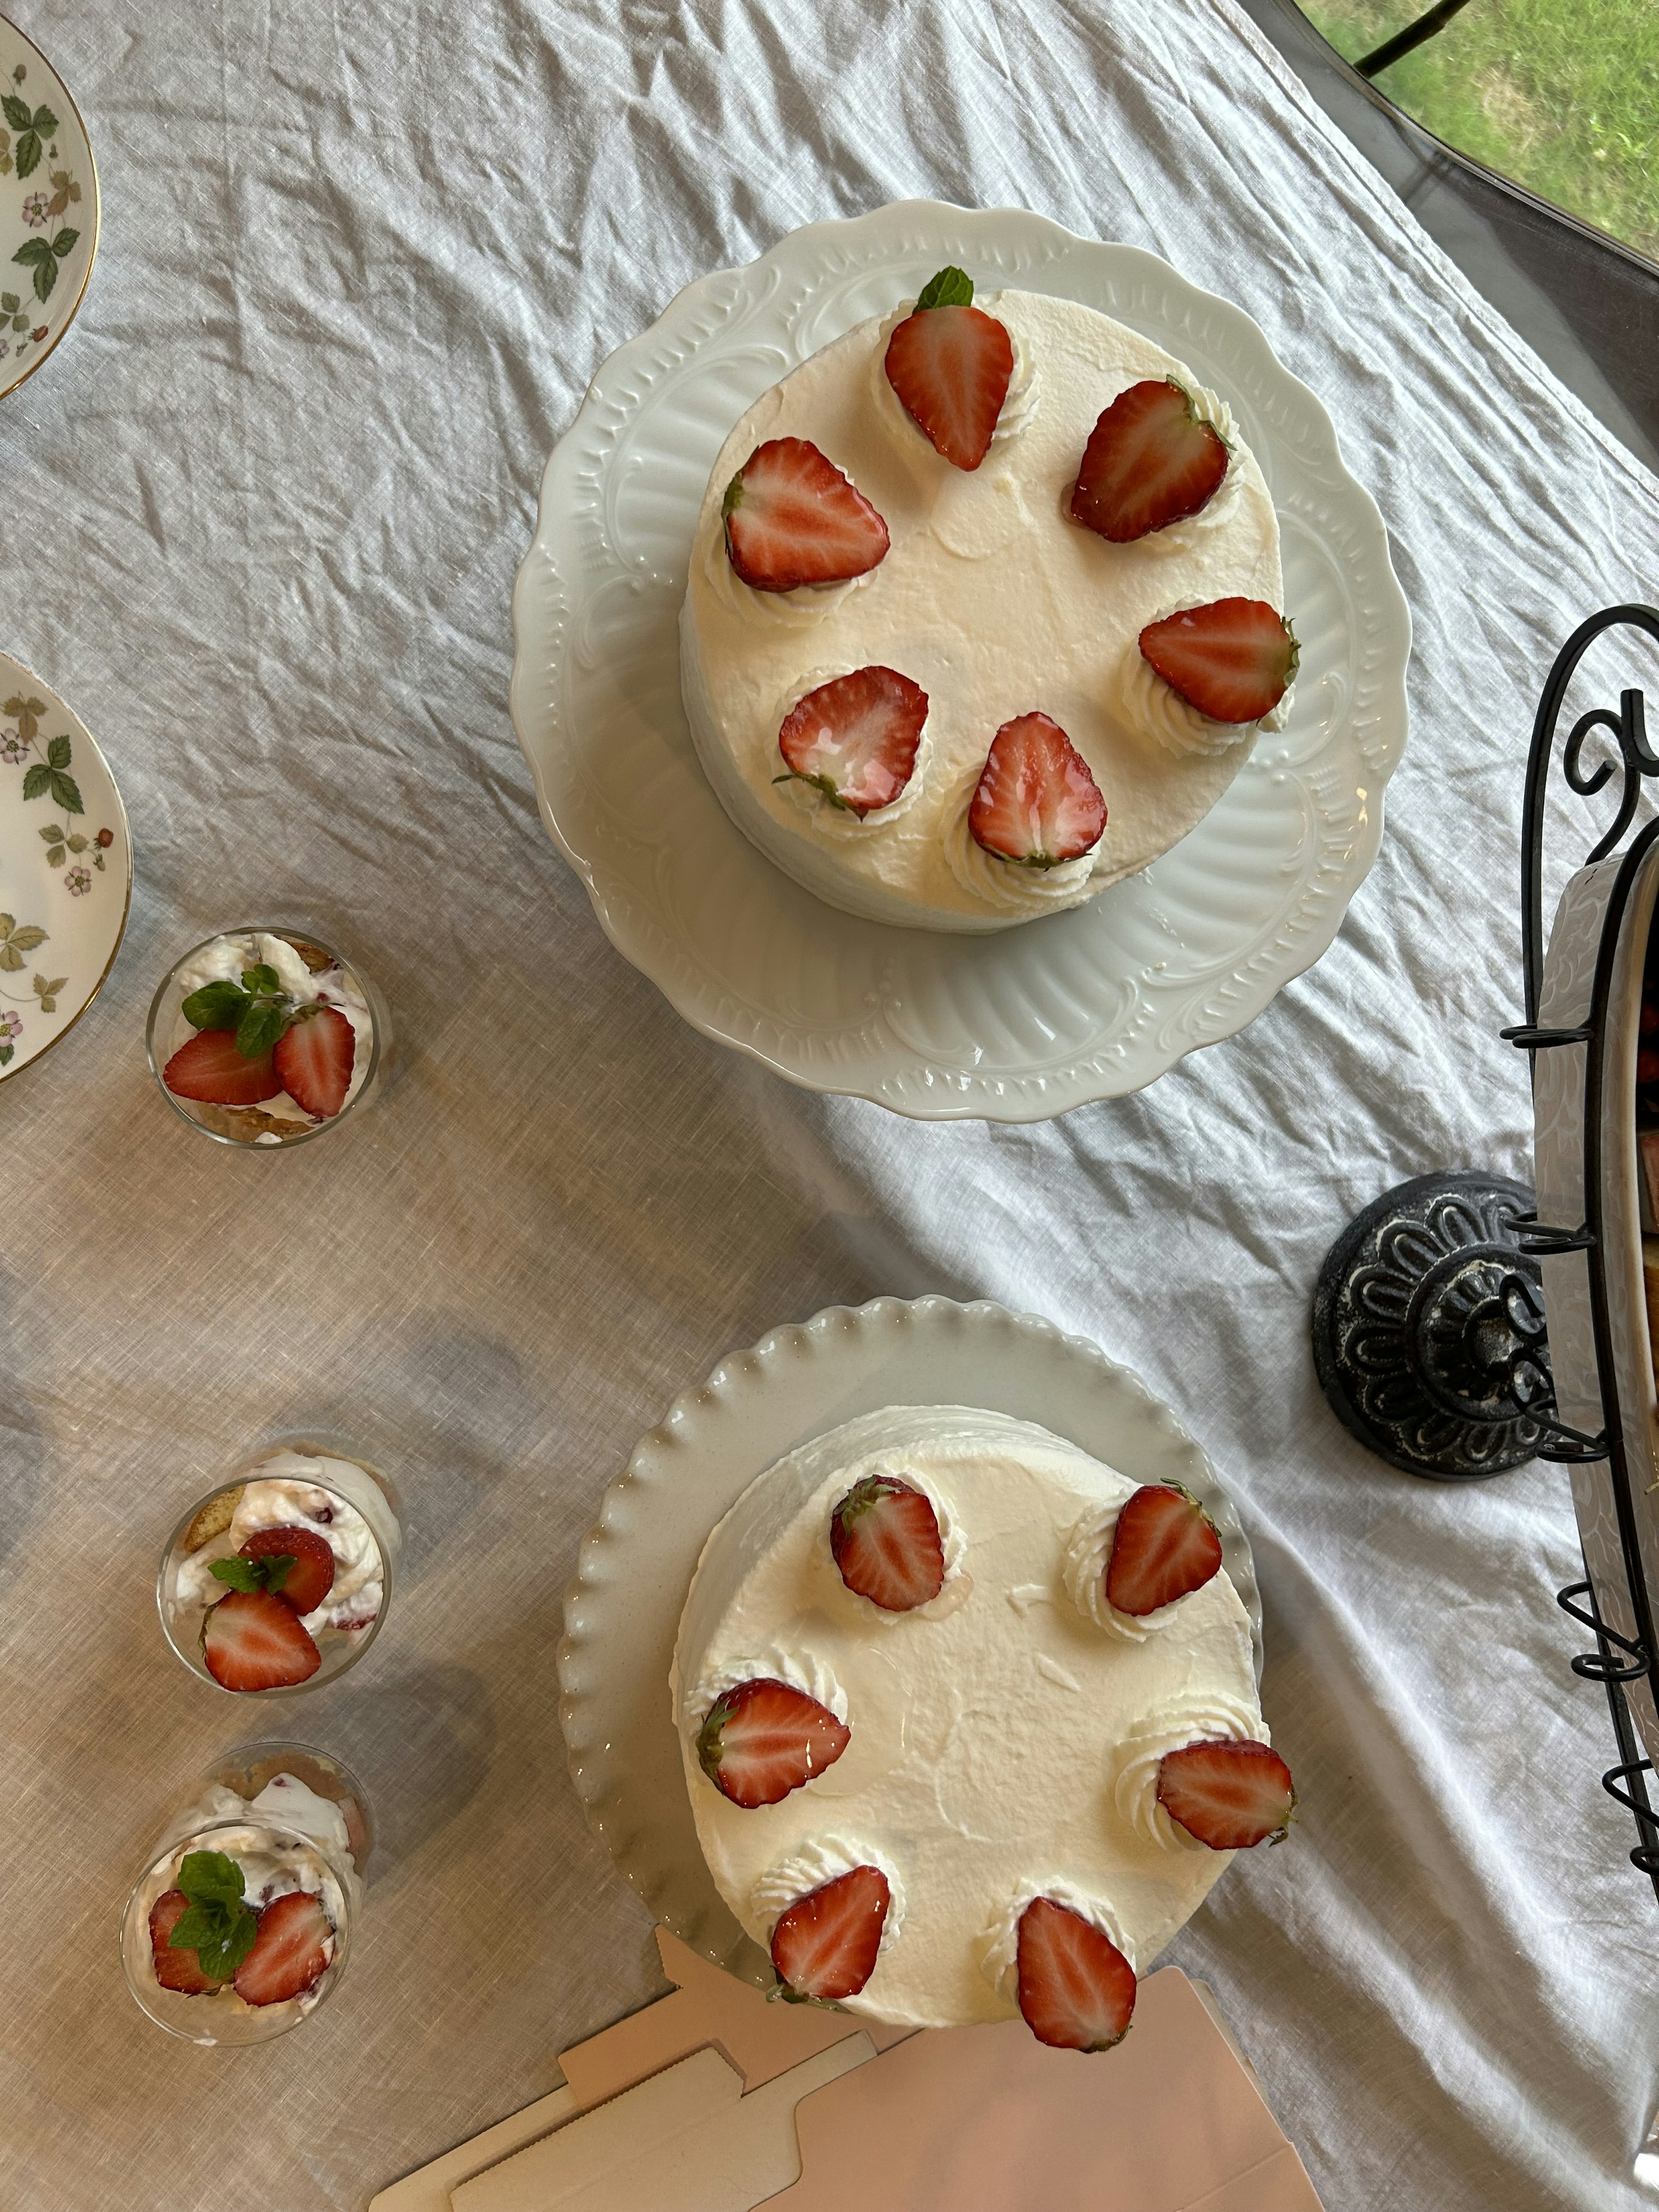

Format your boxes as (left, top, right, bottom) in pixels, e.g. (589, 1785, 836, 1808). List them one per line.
(512, 200, 1410, 1122)
(557, 1295, 1263, 1990)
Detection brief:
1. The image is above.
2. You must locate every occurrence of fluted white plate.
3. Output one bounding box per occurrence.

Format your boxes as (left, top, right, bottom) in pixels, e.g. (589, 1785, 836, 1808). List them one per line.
(557, 1294, 1263, 1988)
(512, 201, 1410, 1121)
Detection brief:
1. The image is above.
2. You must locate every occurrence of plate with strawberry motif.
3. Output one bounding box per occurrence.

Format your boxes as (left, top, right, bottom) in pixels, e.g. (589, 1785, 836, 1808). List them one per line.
(0, 15, 98, 403)
(512, 200, 1410, 1121)
(0, 654, 131, 1081)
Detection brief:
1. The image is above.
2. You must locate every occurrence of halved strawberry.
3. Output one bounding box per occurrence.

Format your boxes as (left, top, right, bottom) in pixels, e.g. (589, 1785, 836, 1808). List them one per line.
(1016, 1896, 1137, 2052)
(149, 1888, 227, 1994)
(1104, 1484, 1223, 1617)
(162, 1027, 283, 1106)
(201, 1587, 322, 1692)
(1138, 599, 1298, 724)
(1157, 1738, 1296, 1850)
(722, 439, 890, 593)
(770, 1863, 890, 2000)
(240, 1525, 337, 1617)
(696, 1677, 851, 1808)
(272, 1004, 355, 1119)
(1070, 378, 1229, 542)
(233, 1888, 334, 2007)
(830, 1475, 946, 1611)
(884, 269, 1014, 470)
(969, 712, 1106, 867)
(778, 667, 928, 817)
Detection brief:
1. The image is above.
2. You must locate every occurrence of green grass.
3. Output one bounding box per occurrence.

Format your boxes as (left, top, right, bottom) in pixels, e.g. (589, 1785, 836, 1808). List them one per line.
(1300, 0, 1659, 261)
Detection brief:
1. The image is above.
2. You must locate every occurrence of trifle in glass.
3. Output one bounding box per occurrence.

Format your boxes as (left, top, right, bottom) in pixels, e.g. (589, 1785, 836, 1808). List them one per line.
(159, 1440, 402, 1695)
(146, 925, 389, 1146)
(121, 1742, 371, 2045)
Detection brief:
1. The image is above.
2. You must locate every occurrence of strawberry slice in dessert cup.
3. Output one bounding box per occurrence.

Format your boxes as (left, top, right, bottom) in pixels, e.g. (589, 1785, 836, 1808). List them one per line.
(121, 1741, 369, 2045)
(146, 925, 389, 1147)
(158, 1440, 402, 1695)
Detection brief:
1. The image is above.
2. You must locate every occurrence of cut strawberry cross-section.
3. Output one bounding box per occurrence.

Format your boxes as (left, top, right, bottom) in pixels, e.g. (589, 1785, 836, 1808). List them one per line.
(830, 1475, 946, 1611)
(770, 1863, 890, 2001)
(162, 1027, 283, 1107)
(272, 1004, 356, 1119)
(1016, 1895, 1137, 2052)
(1138, 598, 1298, 725)
(239, 1525, 337, 1617)
(1070, 378, 1229, 542)
(149, 1888, 228, 1996)
(1157, 1738, 1297, 1850)
(696, 1676, 851, 1808)
(969, 712, 1106, 868)
(778, 667, 928, 817)
(233, 1888, 335, 2007)
(1104, 1484, 1223, 1617)
(200, 1586, 322, 1692)
(884, 267, 1015, 471)
(722, 438, 890, 593)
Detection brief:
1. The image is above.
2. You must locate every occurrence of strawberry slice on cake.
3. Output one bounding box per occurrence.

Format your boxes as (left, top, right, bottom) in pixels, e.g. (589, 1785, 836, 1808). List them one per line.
(1016, 1895, 1138, 2052)
(1157, 1738, 1297, 1849)
(696, 1677, 852, 1808)
(722, 438, 890, 593)
(1070, 378, 1229, 542)
(1105, 1484, 1224, 1617)
(969, 712, 1106, 868)
(830, 1474, 947, 1611)
(770, 1863, 891, 2001)
(1139, 598, 1299, 724)
(884, 266, 1016, 471)
(777, 667, 928, 817)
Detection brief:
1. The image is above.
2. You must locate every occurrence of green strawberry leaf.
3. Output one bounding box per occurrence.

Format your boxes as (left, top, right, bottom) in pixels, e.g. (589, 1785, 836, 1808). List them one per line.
(181, 979, 249, 1031)
(0, 944, 22, 973)
(236, 996, 289, 1059)
(31, 107, 58, 137)
(44, 845, 64, 868)
(31, 249, 57, 302)
(8, 926, 46, 951)
(11, 238, 52, 269)
(51, 226, 77, 260)
(0, 1045, 13, 1067)
(45, 734, 70, 769)
(177, 1850, 246, 1907)
(0, 292, 16, 311)
(0, 915, 12, 937)
(15, 130, 40, 181)
(0, 94, 30, 132)
(20, 762, 49, 800)
(36, 824, 60, 841)
(48, 769, 81, 814)
(916, 265, 974, 309)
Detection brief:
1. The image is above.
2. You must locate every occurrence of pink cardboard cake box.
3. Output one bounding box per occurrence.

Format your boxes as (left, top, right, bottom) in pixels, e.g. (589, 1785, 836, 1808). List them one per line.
(373, 1928, 1324, 2211)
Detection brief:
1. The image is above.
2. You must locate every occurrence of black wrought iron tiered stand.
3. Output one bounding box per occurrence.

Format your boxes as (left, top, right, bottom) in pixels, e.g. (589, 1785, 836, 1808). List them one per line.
(1314, 604, 1659, 1898)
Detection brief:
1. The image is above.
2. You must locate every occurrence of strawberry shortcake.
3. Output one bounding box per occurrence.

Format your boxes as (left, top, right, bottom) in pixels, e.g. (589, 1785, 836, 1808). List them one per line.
(680, 270, 1296, 933)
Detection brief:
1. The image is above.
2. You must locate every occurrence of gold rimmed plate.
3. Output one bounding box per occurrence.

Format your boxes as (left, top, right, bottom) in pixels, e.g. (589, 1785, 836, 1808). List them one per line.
(0, 653, 131, 1080)
(0, 15, 98, 402)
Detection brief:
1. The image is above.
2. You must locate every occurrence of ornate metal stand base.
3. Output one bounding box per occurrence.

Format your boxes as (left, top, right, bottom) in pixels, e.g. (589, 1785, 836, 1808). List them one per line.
(1312, 1171, 1553, 1480)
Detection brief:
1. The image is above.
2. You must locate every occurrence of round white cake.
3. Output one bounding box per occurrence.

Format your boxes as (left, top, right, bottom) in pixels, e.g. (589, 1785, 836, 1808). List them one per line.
(671, 1405, 1268, 2031)
(679, 288, 1287, 933)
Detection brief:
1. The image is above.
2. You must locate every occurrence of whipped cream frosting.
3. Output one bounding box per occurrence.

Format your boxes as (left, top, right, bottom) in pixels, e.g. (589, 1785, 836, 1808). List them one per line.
(168, 930, 374, 1136)
(979, 1875, 1137, 2004)
(1114, 1695, 1270, 1852)
(751, 1835, 908, 1954)
(1062, 1495, 1187, 1643)
(680, 289, 1284, 932)
(672, 1405, 1262, 2029)
(173, 1447, 399, 1643)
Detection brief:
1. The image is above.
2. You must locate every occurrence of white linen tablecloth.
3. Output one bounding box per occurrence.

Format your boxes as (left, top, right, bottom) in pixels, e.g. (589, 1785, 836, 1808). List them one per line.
(4, 2, 1659, 2206)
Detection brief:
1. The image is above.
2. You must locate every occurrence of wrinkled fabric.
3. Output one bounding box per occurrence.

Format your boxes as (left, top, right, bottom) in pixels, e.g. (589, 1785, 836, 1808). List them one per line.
(3, 2, 1659, 2208)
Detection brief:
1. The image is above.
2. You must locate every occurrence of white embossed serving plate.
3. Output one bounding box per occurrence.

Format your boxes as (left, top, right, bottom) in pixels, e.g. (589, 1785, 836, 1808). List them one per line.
(512, 201, 1410, 1120)
(0, 654, 130, 1080)
(557, 1294, 1263, 1986)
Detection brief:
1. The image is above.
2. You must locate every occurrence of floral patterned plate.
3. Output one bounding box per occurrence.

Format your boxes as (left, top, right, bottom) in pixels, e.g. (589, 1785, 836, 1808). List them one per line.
(0, 15, 97, 402)
(0, 653, 130, 1080)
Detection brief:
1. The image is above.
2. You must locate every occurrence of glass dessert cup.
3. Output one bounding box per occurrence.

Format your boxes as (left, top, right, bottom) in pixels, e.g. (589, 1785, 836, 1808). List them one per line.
(145, 923, 391, 1147)
(158, 1439, 403, 1697)
(121, 1742, 372, 2046)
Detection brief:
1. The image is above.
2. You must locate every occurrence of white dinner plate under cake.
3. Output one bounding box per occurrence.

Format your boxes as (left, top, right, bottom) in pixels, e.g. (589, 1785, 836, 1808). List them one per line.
(0, 653, 130, 1081)
(512, 200, 1410, 1121)
(557, 1294, 1263, 1988)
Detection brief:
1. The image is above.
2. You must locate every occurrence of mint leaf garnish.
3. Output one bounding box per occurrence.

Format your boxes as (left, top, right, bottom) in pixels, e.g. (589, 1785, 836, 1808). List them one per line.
(241, 963, 281, 995)
(916, 266, 973, 309)
(236, 995, 290, 1059)
(195, 1906, 259, 1981)
(178, 1850, 246, 1907)
(210, 1551, 296, 1595)
(182, 979, 250, 1031)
